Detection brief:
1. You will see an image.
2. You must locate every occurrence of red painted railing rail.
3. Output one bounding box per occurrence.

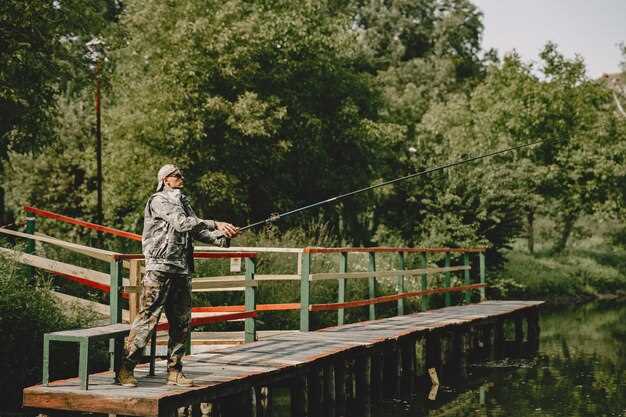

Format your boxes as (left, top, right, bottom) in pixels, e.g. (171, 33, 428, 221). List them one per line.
(20, 205, 489, 338)
(24, 206, 142, 241)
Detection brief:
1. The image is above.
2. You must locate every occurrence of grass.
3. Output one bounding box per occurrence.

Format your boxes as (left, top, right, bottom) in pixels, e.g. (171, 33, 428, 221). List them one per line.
(490, 218, 626, 304)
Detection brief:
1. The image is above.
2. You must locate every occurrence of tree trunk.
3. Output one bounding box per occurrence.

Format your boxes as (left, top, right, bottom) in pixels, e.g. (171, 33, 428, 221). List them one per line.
(527, 209, 535, 254)
(0, 163, 5, 225)
(552, 213, 577, 254)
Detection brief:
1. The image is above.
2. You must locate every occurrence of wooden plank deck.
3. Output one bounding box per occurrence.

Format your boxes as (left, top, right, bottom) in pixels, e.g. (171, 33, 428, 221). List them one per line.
(23, 300, 543, 416)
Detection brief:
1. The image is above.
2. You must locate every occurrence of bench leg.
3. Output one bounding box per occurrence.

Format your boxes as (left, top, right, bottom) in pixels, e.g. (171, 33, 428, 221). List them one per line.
(79, 339, 89, 390)
(43, 335, 50, 385)
(110, 338, 123, 374)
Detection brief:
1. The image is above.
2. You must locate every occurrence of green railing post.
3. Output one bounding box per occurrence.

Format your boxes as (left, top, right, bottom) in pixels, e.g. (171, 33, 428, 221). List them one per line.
(338, 252, 347, 326)
(244, 257, 257, 343)
(396, 252, 405, 316)
(25, 217, 36, 252)
(479, 252, 486, 301)
(25, 217, 36, 279)
(420, 252, 429, 311)
(368, 252, 376, 321)
(42, 334, 50, 385)
(444, 252, 451, 307)
(463, 253, 472, 304)
(109, 259, 123, 372)
(300, 252, 311, 332)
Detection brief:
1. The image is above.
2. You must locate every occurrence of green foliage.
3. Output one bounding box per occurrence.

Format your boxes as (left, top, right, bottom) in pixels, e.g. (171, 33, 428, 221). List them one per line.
(496, 219, 626, 303)
(394, 44, 626, 264)
(609, 226, 626, 249)
(7, 94, 98, 230)
(0, 254, 102, 411)
(0, 0, 119, 223)
(0, 0, 111, 154)
(104, 0, 405, 245)
(3, 1, 626, 300)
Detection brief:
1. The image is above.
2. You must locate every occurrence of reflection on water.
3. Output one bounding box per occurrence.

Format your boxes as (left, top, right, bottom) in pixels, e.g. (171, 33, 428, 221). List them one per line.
(366, 300, 626, 417)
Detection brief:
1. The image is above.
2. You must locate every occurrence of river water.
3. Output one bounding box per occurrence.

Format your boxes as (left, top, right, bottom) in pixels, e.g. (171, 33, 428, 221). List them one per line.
(265, 300, 626, 417)
(366, 300, 626, 417)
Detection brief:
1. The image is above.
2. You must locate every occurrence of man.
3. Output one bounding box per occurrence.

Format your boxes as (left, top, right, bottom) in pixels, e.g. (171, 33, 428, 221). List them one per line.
(117, 164, 239, 387)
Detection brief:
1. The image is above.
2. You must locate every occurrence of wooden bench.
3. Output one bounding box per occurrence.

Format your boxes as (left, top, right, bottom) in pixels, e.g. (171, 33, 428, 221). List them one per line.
(42, 323, 156, 390)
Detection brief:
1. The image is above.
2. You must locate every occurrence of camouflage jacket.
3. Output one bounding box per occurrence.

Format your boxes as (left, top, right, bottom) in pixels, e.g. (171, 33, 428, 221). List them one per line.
(142, 187, 229, 274)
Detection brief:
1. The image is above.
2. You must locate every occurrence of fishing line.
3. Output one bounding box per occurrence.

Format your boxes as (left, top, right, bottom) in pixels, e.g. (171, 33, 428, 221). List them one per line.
(240, 138, 551, 231)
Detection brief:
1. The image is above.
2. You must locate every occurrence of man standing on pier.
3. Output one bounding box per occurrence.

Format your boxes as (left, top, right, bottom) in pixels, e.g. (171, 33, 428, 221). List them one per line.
(117, 164, 239, 387)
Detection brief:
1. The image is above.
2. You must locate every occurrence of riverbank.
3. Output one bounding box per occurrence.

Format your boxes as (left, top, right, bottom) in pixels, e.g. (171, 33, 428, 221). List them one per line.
(493, 232, 626, 305)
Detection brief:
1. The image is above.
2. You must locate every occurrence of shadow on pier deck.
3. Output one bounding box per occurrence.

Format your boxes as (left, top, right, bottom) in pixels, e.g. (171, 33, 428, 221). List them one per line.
(23, 300, 543, 417)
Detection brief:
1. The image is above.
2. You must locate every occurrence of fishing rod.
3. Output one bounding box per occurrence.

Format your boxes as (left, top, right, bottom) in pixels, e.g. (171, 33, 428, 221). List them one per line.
(239, 138, 549, 231)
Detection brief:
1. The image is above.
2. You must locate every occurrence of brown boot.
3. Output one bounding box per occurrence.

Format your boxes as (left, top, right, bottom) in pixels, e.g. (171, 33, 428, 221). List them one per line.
(167, 369, 194, 387)
(117, 360, 137, 387)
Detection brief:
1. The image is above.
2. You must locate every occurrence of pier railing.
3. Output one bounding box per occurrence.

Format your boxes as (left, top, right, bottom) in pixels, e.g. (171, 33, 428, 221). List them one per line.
(199, 245, 487, 331)
(16, 206, 488, 334)
(301, 246, 486, 331)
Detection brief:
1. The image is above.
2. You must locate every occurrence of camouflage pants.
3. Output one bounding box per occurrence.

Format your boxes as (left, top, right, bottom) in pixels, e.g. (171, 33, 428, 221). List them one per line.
(124, 270, 192, 371)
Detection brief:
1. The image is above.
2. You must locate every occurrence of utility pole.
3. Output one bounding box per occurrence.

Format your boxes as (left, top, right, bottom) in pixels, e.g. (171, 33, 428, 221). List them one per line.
(95, 60, 103, 227)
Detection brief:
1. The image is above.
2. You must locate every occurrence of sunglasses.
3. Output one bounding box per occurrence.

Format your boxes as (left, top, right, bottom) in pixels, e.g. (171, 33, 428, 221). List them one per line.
(168, 173, 183, 179)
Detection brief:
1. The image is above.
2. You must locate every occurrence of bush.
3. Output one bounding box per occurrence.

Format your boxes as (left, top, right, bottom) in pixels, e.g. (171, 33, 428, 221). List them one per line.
(609, 227, 626, 249)
(0, 255, 102, 412)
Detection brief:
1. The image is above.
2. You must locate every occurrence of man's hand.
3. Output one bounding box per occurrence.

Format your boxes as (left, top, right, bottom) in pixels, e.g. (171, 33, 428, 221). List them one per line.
(215, 221, 239, 238)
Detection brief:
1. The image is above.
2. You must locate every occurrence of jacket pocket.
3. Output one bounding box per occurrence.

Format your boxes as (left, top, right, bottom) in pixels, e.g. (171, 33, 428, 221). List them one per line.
(164, 231, 185, 259)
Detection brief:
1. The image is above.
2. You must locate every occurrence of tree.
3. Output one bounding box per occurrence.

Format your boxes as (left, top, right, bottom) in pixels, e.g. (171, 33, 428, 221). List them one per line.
(6, 93, 98, 239)
(0, 0, 118, 222)
(411, 44, 626, 256)
(105, 0, 404, 243)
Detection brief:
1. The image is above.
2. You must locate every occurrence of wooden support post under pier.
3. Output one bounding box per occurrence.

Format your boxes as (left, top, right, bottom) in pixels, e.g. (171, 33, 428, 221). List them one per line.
(425, 331, 442, 375)
(291, 374, 308, 417)
(401, 338, 417, 395)
(515, 316, 524, 343)
(527, 308, 540, 352)
(451, 330, 468, 379)
(395, 344, 403, 397)
(333, 359, 346, 404)
(494, 319, 505, 359)
(371, 350, 384, 402)
(355, 354, 372, 417)
(483, 323, 496, 361)
(382, 344, 398, 398)
(324, 364, 336, 417)
(335, 359, 347, 417)
(308, 367, 322, 417)
(465, 326, 478, 361)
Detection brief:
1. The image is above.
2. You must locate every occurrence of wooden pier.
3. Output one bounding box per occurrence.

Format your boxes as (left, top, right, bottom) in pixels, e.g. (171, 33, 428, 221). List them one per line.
(23, 300, 542, 417)
(3, 208, 544, 416)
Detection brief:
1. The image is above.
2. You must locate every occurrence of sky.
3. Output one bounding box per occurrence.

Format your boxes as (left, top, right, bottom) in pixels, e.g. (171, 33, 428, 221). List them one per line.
(472, 0, 626, 78)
